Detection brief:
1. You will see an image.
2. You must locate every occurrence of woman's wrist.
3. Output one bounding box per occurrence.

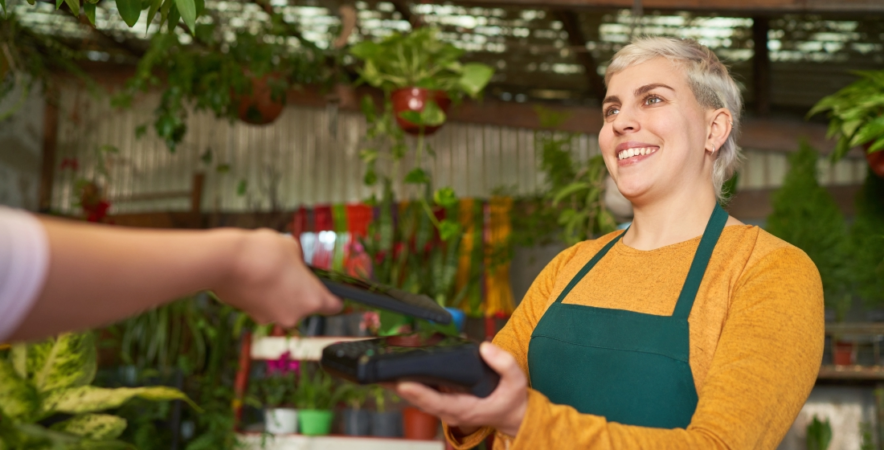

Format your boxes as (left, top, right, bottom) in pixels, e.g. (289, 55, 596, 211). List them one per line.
(497, 389, 528, 437)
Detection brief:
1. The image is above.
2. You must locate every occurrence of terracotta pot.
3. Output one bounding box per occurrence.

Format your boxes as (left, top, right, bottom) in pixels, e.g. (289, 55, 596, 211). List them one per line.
(403, 406, 439, 440)
(865, 144, 884, 178)
(391, 87, 451, 136)
(833, 341, 855, 366)
(386, 333, 444, 348)
(237, 72, 285, 125)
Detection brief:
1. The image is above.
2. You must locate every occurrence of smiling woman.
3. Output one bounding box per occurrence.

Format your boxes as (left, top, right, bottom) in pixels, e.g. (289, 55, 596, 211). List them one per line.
(394, 37, 824, 450)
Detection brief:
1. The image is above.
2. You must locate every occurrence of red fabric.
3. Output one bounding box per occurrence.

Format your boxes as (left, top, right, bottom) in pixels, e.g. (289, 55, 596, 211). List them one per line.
(344, 204, 373, 278)
(346, 204, 373, 238)
(290, 207, 309, 237)
(314, 205, 334, 232)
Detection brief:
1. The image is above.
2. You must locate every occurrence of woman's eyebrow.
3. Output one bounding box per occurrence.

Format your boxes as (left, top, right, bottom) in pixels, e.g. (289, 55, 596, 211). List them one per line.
(635, 83, 675, 97)
(602, 95, 620, 105)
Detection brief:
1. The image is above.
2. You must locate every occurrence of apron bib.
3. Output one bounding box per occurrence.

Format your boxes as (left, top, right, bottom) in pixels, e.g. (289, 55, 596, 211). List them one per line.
(527, 204, 728, 428)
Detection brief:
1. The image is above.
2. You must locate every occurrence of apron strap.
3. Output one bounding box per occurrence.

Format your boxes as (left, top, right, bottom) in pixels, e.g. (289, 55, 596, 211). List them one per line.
(671, 203, 729, 320)
(553, 232, 626, 304)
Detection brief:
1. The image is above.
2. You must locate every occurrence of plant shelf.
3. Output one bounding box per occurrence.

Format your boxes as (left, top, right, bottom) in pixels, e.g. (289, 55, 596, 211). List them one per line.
(250, 336, 373, 361)
(817, 365, 884, 381)
(236, 433, 445, 450)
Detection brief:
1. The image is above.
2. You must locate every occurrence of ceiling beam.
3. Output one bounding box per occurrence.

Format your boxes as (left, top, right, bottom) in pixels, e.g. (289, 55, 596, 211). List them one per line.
(553, 10, 606, 100)
(451, 0, 884, 14)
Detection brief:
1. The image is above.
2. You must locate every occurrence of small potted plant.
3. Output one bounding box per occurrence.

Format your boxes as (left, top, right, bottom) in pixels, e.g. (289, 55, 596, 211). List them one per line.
(368, 385, 402, 437)
(349, 27, 494, 136)
(339, 382, 371, 436)
(295, 366, 346, 436)
(248, 352, 300, 434)
(807, 69, 884, 177)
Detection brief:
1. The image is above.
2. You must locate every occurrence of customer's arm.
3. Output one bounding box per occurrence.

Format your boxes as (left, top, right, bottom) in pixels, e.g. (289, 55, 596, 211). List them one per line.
(5, 212, 340, 342)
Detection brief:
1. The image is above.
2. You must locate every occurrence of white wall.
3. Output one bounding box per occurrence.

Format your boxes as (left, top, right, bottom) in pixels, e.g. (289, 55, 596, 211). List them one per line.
(0, 81, 44, 211)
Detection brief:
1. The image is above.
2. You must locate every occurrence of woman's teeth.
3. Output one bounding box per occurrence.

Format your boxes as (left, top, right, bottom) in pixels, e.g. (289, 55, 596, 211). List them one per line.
(618, 147, 658, 160)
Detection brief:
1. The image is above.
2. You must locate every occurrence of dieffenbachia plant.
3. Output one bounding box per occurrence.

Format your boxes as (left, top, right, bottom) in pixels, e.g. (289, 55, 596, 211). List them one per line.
(0, 332, 199, 449)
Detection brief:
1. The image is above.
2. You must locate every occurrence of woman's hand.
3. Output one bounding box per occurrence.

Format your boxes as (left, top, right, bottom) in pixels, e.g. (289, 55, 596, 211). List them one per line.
(394, 342, 528, 437)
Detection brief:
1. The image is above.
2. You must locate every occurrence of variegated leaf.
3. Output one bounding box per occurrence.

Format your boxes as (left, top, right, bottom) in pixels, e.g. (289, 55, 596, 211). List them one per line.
(49, 413, 126, 440)
(11, 342, 26, 378)
(28, 332, 97, 393)
(0, 359, 40, 421)
(42, 386, 200, 415)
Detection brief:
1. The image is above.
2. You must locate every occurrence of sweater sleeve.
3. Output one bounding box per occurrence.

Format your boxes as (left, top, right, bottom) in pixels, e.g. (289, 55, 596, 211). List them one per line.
(0, 207, 50, 342)
(465, 245, 824, 450)
(443, 243, 584, 449)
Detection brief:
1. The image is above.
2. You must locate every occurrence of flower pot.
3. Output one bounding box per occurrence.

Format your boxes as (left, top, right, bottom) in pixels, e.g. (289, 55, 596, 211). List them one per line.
(324, 315, 349, 337)
(391, 87, 451, 136)
(298, 409, 334, 436)
(264, 407, 298, 434)
(834, 341, 856, 366)
(370, 410, 402, 437)
(865, 145, 884, 178)
(343, 408, 371, 436)
(403, 407, 439, 440)
(237, 72, 285, 125)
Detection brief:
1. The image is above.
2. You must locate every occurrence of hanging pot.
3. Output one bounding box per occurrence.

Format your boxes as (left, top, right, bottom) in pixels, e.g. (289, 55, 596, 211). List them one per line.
(833, 341, 856, 366)
(236, 72, 286, 125)
(298, 409, 334, 436)
(391, 87, 451, 136)
(343, 408, 371, 436)
(403, 407, 439, 440)
(864, 143, 884, 178)
(264, 407, 298, 434)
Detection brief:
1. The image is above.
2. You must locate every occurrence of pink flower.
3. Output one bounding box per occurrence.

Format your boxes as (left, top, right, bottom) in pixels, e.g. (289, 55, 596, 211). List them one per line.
(360, 311, 380, 333)
(266, 351, 300, 376)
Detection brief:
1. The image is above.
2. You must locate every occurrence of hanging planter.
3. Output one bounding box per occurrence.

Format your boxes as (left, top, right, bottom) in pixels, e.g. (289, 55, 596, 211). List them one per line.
(236, 72, 286, 125)
(391, 88, 451, 136)
(864, 144, 884, 178)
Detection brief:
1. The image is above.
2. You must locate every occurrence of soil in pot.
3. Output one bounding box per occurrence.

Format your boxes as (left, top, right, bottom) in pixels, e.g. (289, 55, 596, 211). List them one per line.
(370, 410, 402, 437)
(264, 407, 298, 434)
(298, 409, 334, 436)
(237, 72, 286, 125)
(403, 407, 439, 440)
(391, 88, 451, 136)
(343, 408, 371, 436)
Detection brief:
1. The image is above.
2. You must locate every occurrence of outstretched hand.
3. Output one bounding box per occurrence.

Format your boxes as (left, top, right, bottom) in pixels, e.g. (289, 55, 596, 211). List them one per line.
(393, 342, 528, 437)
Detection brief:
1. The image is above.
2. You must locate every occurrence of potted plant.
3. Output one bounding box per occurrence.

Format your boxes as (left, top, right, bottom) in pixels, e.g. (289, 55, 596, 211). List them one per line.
(349, 27, 494, 136)
(114, 24, 324, 152)
(807, 69, 884, 177)
(0, 332, 198, 447)
(247, 352, 300, 435)
(368, 385, 402, 438)
(294, 365, 346, 436)
(339, 382, 371, 436)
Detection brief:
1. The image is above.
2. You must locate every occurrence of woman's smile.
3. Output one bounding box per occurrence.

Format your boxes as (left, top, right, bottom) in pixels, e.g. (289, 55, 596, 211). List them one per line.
(616, 141, 660, 166)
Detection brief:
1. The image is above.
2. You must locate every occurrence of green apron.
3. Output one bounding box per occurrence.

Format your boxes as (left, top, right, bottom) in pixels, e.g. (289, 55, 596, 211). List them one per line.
(527, 204, 728, 429)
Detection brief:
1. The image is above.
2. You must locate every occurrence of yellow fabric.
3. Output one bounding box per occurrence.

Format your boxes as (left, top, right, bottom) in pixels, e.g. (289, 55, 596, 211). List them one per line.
(455, 198, 478, 313)
(445, 225, 824, 450)
(484, 196, 515, 317)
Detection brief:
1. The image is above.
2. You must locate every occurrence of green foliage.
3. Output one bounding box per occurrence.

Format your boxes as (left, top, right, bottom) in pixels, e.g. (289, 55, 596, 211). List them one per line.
(805, 415, 832, 450)
(16, 0, 202, 34)
(849, 169, 884, 307)
(338, 382, 370, 410)
(765, 141, 852, 318)
(114, 26, 324, 151)
(247, 371, 296, 408)
(807, 70, 884, 162)
(294, 366, 347, 411)
(349, 27, 494, 100)
(0, 333, 195, 449)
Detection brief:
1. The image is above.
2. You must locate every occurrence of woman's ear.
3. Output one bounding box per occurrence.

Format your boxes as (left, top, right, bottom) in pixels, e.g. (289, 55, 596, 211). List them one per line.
(706, 109, 733, 154)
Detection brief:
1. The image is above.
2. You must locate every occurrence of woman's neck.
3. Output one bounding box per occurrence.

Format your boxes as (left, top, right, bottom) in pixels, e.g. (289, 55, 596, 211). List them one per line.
(622, 187, 719, 251)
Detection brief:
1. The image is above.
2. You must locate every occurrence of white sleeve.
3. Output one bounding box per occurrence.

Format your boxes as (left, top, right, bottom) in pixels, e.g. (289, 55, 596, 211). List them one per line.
(0, 207, 50, 341)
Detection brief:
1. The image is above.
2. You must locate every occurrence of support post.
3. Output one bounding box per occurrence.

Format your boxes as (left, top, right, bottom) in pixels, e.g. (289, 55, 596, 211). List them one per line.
(752, 16, 771, 116)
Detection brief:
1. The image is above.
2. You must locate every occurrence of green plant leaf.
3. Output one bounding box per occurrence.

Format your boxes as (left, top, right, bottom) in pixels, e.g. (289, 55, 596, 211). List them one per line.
(27, 333, 96, 394)
(398, 110, 423, 126)
(0, 359, 40, 421)
(50, 414, 126, 440)
(116, 0, 141, 27)
(64, 0, 79, 16)
(166, 2, 180, 32)
(236, 179, 247, 196)
(42, 386, 200, 415)
(552, 182, 590, 206)
(404, 168, 430, 185)
(173, 0, 196, 34)
(359, 148, 379, 164)
(84, 2, 95, 24)
(420, 100, 446, 127)
(458, 63, 494, 98)
(433, 187, 458, 208)
(216, 163, 230, 173)
(145, 0, 162, 34)
(56, 0, 63, 8)
(0, 0, 6, 16)
(11, 344, 26, 378)
(438, 219, 461, 242)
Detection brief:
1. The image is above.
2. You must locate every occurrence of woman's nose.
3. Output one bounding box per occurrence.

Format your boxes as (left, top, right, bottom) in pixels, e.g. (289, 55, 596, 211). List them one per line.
(612, 107, 640, 135)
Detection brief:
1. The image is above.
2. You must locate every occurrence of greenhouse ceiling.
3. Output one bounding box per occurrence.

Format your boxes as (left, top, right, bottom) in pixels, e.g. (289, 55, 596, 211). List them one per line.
(6, 0, 884, 111)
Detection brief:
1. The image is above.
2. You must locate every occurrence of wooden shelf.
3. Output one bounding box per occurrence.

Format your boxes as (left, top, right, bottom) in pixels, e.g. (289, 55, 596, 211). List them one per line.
(236, 433, 445, 450)
(818, 365, 884, 381)
(250, 336, 372, 361)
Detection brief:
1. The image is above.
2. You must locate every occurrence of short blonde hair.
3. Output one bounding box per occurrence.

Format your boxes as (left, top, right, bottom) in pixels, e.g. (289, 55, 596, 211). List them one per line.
(605, 37, 742, 201)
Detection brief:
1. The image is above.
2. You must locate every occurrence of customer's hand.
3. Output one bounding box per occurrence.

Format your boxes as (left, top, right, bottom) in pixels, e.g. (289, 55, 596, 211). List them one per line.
(212, 229, 342, 327)
(393, 342, 528, 437)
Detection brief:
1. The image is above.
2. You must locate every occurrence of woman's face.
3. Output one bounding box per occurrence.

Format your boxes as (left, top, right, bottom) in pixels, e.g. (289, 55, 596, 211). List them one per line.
(599, 57, 712, 206)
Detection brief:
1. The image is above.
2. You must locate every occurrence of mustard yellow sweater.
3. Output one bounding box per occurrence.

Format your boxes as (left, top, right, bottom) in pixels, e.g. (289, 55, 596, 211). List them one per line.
(446, 225, 824, 450)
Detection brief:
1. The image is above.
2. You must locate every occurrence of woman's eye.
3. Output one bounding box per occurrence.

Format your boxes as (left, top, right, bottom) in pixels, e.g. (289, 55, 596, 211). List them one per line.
(644, 95, 663, 105)
(605, 107, 619, 117)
